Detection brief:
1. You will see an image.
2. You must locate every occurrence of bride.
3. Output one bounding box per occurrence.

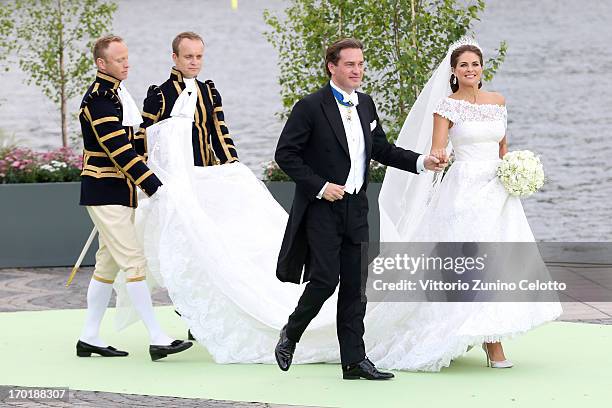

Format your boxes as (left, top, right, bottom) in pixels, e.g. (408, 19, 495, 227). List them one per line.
(372, 37, 562, 370)
(131, 37, 561, 370)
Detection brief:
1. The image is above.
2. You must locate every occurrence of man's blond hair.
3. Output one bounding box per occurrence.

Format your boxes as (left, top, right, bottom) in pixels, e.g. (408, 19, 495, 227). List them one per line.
(172, 31, 204, 55)
(93, 34, 124, 61)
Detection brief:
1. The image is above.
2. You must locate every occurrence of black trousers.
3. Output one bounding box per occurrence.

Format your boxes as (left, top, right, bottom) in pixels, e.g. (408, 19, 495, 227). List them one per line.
(285, 190, 369, 366)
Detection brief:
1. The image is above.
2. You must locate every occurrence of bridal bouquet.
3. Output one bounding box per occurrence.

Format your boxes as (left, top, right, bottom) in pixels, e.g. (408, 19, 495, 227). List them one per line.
(497, 150, 545, 197)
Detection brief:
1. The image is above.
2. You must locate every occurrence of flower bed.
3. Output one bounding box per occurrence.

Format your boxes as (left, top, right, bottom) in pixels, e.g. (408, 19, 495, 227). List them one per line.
(0, 146, 82, 184)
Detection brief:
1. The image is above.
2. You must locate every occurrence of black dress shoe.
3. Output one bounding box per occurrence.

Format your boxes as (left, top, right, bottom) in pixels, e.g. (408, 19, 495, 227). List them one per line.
(274, 325, 296, 371)
(149, 340, 193, 361)
(76, 340, 128, 357)
(342, 357, 395, 380)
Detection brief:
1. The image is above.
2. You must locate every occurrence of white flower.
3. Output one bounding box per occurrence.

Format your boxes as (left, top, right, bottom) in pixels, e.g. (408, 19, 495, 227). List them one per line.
(497, 150, 545, 198)
(39, 164, 56, 172)
(50, 160, 67, 168)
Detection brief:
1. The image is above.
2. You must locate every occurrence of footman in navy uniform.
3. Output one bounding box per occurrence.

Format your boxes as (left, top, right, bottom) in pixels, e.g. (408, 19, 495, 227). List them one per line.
(136, 31, 239, 168)
(76, 34, 192, 361)
(136, 31, 239, 341)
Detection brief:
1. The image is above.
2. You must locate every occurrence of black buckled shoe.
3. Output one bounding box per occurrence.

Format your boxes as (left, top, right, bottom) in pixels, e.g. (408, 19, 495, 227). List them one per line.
(76, 340, 128, 357)
(342, 357, 395, 380)
(274, 325, 296, 371)
(149, 340, 193, 361)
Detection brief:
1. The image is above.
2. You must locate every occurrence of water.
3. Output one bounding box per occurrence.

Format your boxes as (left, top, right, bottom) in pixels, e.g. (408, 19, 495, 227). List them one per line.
(0, 0, 610, 242)
(473, 0, 612, 242)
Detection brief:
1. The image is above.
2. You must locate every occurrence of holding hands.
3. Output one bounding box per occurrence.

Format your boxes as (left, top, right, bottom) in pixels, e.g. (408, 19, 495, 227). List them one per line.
(424, 149, 449, 172)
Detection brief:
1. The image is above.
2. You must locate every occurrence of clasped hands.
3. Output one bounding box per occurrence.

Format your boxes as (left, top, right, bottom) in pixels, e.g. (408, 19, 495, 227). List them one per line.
(424, 149, 449, 172)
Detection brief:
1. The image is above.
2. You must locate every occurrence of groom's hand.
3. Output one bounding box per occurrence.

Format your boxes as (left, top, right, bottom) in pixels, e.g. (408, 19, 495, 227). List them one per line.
(424, 155, 447, 173)
(322, 183, 345, 202)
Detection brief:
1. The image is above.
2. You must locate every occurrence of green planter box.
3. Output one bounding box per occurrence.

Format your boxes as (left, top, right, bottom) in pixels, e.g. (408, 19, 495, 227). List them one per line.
(0, 183, 95, 268)
(0, 182, 382, 268)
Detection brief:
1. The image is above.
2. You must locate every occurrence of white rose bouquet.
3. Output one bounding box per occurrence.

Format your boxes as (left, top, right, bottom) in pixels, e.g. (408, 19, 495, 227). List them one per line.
(497, 150, 545, 197)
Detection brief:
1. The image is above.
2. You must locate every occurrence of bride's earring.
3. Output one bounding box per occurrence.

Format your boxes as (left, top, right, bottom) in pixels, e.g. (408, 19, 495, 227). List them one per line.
(452, 74, 457, 85)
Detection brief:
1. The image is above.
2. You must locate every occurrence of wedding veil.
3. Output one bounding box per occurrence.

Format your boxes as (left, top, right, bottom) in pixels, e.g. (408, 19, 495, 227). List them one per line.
(378, 37, 480, 242)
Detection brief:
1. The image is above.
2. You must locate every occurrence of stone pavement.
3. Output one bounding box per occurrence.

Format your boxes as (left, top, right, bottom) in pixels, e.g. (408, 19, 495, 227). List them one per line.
(1, 264, 611, 407)
(0, 267, 171, 312)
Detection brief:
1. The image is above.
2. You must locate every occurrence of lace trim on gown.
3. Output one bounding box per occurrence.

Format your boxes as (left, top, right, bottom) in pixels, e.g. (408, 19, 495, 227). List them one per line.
(434, 97, 507, 129)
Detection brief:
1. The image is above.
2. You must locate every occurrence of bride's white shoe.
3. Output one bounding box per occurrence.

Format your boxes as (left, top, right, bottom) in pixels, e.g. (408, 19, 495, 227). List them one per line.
(482, 344, 514, 368)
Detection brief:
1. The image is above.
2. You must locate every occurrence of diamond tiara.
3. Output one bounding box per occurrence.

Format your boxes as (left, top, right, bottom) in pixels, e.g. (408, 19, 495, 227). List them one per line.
(448, 36, 482, 53)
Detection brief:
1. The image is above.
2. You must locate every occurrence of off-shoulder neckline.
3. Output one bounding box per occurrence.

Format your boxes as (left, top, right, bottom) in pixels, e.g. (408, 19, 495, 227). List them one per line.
(445, 96, 506, 109)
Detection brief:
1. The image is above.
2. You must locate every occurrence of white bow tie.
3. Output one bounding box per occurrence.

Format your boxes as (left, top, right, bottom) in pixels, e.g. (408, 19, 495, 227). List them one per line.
(343, 92, 359, 107)
(116, 84, 142, 127)
(330, 80, 359, 107)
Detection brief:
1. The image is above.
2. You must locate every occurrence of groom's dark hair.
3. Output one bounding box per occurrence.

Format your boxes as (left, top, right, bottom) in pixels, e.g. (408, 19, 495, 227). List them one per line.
(325, 38, 364, 77)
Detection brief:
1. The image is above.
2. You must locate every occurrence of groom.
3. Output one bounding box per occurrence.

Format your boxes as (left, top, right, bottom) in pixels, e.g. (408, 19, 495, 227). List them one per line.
(274, 38, 445, 380)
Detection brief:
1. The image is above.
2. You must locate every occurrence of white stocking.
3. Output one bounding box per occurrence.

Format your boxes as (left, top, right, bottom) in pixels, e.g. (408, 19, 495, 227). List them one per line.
(126, 280, 174, 345)
(80, 279, 113, 347)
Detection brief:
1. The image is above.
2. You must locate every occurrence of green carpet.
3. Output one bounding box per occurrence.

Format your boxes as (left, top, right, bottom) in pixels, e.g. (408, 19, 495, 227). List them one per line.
(0, 306, 610, 407)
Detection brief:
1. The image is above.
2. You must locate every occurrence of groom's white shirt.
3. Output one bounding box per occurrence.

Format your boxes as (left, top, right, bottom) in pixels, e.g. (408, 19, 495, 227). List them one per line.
(317, 80, 426, 199)
(330, 79, 366, 195)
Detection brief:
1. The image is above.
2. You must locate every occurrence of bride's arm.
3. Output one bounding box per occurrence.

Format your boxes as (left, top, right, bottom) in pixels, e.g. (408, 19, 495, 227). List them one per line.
(431, 114, 450, 162)
(496, 93, 508, 159)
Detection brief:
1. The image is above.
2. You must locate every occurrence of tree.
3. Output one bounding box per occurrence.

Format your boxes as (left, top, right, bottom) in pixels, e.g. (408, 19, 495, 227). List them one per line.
(0, 1, 19, 73)
(12, 0, 117, 147)
(264, 0, 507, 141)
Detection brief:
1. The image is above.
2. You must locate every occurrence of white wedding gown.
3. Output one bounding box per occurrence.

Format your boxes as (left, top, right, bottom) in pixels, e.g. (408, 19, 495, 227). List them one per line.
(134, 85, 560, 370)
(366, 97, 562, 371)
(134, 88, 341, 364)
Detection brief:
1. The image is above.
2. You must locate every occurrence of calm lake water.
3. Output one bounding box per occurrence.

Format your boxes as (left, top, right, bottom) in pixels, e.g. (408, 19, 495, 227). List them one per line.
(0, 0, 610, 242)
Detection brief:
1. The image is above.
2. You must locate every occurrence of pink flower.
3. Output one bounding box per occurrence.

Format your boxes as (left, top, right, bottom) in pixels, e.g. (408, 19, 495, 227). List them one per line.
(11, 161, 21, 168)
